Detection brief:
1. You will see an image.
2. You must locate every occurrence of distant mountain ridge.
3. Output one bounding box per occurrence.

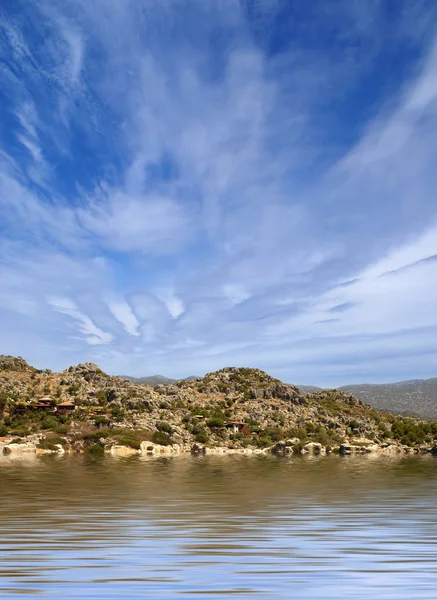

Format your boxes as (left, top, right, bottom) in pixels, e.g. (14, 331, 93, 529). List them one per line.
(339, 378, 437, 419)
(120, 374, 199, 386)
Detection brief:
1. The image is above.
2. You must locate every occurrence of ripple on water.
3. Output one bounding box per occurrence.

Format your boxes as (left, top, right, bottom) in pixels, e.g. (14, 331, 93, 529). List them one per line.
(0, 454, 437, 599)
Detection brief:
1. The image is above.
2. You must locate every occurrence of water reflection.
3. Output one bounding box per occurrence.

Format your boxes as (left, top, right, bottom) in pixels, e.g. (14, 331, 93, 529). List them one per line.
(0, 455, 437, 599)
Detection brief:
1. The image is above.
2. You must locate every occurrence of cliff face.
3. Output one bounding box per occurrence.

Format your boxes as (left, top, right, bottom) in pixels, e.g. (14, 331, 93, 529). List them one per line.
(1, 357, 437, 453)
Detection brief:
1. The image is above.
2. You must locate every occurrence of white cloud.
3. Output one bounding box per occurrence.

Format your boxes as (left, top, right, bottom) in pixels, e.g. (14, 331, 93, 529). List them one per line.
(48, 296, 114, 345)
(79, 191, 190, 254)
(106, 299, 140, 336)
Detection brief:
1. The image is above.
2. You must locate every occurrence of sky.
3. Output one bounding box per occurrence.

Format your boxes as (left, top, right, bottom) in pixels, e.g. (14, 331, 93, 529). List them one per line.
(1, 0, 437, 386)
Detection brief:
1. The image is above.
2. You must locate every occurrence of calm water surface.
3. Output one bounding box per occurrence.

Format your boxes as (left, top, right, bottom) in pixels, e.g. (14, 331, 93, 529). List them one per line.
(1, 454, 437, 599)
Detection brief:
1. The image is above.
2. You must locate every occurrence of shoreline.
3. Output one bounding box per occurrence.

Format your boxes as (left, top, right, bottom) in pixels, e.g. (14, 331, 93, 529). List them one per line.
(2, 436, 437, 459)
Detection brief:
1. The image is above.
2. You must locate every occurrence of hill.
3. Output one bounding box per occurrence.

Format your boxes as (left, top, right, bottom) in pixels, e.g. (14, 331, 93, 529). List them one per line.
(340, 378, 437, 419)
(1, 356, 437, 456)
(120, 374, 199, 386)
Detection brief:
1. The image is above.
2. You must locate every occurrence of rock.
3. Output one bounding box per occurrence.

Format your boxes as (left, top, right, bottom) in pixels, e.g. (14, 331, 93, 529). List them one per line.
(204, 447, 267, 456)
(285, 438, 300, 446)
(339, 443, 367, 455)
(110, 445, 140, 457)
(140, 442, 180, 456)
(0, 355, 30, 371)
(171, 433, 184, 445)
(3, 442, 37, 456)
(190, 443, 206, 455)
(304, 442, 325, 455)
(270, 441, 293, 456)
(377, 443, 403, 455)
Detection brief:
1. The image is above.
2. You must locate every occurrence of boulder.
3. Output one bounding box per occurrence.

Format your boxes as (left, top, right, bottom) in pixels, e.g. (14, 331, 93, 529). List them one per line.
(304, 442, 325, 455)
(3, 442, 37, 456)
(270, 441, 293, 456)
(190, 443, 206, 455)
(285, 438, 300, 446)
(140, 442, 179, 456)
(109, 445, 140, 457)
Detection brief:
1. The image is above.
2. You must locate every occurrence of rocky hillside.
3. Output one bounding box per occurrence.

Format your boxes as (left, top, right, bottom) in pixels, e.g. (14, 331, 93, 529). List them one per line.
(1, 355, 437, 457)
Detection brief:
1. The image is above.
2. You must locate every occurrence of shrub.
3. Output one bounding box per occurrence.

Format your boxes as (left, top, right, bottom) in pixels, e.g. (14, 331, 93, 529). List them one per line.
(152, 431, 171, 446)
(194, 430, 209, 444)
(157, 421, 173, 434)
(206, 417, 224, 429)
(41, 416, 58, 430)
(110, 406, 125, 420)
(37, 435, 64, 451)
(54, 424, 70, 435)
(94, 416, 110, 428)
(117, 435, 141, 450)
(96, 390, 109, 406)
(67, 384, 80, 395)
(86, 443, 105, 456)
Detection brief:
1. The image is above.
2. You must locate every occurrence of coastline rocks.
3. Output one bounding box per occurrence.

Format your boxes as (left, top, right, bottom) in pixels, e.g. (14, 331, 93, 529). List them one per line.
(339, 442, 376, 455)
(270, 441, 294, 456)
(204, 447, 266, 456)
(3, 442, 37, 456)
(140, 441, 181, 456)
(304, 442, 325, 455)
(110, 445, 140, 457)
(377, 443, 404, 455)
(36, 443, 65, 456)
(190, 444, 267, 456)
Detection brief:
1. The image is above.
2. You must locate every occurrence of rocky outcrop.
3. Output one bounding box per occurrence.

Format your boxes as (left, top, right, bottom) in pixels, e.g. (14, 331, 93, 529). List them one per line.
(303, 442, 325, 455)
(0, 355, 31, 371)
(140, 442, 181, 456)
(109, 445, 140, 457)
(270, 440, 295, 456)
(3, 442, 37, 455)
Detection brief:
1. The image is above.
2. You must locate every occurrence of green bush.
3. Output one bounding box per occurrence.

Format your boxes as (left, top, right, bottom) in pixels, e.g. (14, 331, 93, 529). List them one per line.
(37, 435, 64, 451)
(94, 416, 110, 428)
(152, 431, 171, 446)
(117, 435, 141, 450)
(110, 406, 125, 420)
(54, 425, 70, 435)
(157, 421, 173, 434)
(194, 430, 209, 444)
(96, 390, 109, 406)
(41, 416, 58, 430)
(206, 417, 224, 429)
(86, 443, 104, 456)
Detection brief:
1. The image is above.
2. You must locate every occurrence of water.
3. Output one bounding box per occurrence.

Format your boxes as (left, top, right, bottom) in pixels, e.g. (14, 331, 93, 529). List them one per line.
(1, 454, 437, 599)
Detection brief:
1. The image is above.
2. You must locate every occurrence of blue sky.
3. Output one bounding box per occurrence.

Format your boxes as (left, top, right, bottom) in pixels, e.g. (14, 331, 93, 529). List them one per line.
(1, 0, 437, 386)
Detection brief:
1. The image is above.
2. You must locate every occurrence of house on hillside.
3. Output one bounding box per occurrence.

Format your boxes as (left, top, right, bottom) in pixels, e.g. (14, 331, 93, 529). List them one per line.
(224, 421, 246, 435)
(55, 401, 76, 414)
(35, 397, 55, 410)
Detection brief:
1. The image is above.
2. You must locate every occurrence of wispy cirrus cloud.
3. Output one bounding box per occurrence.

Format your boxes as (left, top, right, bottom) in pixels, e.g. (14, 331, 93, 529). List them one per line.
(106, 299, 140, 337)
(48, 296, 114, 345)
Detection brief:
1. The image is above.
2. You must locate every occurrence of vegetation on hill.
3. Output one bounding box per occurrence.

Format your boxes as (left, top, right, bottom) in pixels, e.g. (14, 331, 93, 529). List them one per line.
(1, 356, 437, 455)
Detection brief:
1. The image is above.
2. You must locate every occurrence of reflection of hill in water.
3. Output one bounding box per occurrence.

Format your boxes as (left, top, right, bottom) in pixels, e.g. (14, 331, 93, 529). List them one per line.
(2, 455, 437, 599)
(2, 454, 437, 520)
